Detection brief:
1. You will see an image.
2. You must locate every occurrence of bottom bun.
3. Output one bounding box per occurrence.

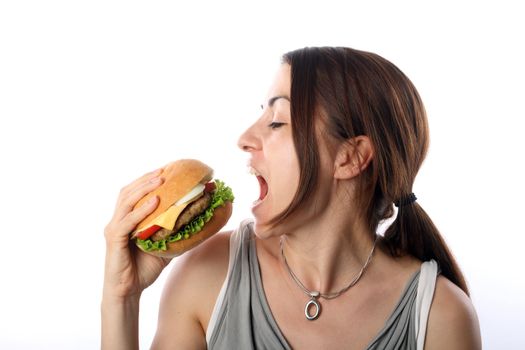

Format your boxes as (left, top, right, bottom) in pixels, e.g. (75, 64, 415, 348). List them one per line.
(136, 201, 233, 258)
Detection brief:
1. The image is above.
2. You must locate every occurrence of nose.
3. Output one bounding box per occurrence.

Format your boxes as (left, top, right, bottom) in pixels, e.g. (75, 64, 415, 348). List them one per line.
(237, 123, 261, 153)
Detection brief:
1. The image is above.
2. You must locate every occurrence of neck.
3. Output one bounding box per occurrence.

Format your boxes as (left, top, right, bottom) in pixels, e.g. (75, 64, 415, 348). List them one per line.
(279, 210, 377, 295)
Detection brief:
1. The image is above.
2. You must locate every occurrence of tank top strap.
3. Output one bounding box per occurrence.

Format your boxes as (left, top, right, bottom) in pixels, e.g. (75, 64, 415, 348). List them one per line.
(205, 219, 252, 344)
(415, 259, 439, 350)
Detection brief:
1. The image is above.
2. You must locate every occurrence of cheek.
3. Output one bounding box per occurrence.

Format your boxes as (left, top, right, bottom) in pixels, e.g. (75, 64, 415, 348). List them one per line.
(277, 135, 299, 170)
(271, 141, 300, 200)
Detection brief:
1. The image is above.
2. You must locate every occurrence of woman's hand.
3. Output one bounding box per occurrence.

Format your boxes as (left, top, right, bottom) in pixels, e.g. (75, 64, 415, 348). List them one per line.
(103, 168, 171, 300)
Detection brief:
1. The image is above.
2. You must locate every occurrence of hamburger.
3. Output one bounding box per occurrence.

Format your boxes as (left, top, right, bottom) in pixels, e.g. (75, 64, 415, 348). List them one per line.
(131, 159, 234, 258)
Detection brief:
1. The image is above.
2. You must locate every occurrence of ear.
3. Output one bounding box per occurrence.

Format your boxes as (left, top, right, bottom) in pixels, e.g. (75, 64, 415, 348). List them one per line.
(333, 136, 374, 180)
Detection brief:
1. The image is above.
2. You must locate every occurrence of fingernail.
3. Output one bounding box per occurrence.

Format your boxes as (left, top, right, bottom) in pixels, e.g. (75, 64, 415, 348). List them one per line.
(149, 168, 163, 177)
(150, 176, 162, 184)
(147, 196, 158, 204)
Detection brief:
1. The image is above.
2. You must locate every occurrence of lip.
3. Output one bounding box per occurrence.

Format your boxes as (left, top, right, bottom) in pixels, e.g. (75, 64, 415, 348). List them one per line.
(246, 161, 263, 178)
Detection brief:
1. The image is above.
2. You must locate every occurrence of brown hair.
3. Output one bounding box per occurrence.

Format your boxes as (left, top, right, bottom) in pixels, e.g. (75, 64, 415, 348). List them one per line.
(272, 47, 468, 295)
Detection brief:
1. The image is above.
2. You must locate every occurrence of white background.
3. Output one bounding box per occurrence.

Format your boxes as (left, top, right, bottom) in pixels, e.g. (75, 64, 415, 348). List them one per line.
(1, 1, 523, 349)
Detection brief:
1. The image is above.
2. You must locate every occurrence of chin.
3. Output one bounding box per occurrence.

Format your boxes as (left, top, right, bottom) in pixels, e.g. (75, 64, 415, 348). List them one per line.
(252, 216, 291, 241)
(251, 211, 298, 240)
(251, 217, 274, 239)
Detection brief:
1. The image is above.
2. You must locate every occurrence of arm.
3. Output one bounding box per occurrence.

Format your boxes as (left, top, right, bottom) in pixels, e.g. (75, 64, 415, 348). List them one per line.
(101, 295, 141, 350)
(424, 276, 482, 350)
(150, 231, 231, 349)
(101, 169, 171, 350)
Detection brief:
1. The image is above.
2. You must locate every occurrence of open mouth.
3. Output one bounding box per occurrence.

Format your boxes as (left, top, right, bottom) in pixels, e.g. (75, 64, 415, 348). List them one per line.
(248, 166, 269, 204)
(256, 175, 268, 201)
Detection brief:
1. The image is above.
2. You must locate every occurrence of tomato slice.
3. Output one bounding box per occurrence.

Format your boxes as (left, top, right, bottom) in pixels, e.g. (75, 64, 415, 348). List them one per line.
(136, 225, 161, 240)
(204, 181, 216, 193)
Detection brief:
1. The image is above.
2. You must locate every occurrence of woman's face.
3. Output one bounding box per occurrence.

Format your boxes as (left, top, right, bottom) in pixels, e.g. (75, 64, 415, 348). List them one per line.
(237, 64, 300, 236)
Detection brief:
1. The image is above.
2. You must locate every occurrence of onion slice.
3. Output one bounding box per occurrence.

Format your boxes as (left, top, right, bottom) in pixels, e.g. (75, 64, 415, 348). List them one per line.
(175, 183, 205, 206)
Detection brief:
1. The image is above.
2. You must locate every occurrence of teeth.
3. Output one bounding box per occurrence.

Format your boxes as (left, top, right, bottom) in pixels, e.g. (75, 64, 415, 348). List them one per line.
(247, 166, 260, 176)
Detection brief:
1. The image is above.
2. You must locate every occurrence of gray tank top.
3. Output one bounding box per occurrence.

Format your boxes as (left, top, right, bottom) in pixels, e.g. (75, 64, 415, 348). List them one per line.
(206, 220, 438, 349)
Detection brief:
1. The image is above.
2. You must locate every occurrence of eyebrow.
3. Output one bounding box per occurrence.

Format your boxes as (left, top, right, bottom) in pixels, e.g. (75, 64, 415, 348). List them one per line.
(264, 95, 291, 109)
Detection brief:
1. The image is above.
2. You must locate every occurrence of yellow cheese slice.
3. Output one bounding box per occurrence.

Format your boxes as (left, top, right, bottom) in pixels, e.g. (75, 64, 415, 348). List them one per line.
(135, 184, 207, 237)
(143, 201, 190, 231)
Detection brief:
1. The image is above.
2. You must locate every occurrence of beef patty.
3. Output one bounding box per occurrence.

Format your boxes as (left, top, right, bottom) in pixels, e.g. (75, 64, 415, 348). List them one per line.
(151, 192, 212, 241)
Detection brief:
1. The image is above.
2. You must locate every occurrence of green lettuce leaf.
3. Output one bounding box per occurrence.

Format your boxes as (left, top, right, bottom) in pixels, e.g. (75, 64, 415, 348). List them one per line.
(136, 179, 234, 252)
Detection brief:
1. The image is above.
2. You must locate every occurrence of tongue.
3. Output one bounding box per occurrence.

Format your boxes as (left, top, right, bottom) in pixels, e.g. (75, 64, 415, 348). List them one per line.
(257, 176, 268, 200)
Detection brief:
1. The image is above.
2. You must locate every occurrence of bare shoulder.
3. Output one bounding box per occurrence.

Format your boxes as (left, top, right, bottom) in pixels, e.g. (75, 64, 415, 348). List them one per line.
(150, 230, 232, 349)
(424, 276, 482, 350)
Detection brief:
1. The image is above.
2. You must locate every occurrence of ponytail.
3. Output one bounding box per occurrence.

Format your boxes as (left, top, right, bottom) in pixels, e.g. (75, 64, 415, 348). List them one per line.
(383, 201, 469, 296)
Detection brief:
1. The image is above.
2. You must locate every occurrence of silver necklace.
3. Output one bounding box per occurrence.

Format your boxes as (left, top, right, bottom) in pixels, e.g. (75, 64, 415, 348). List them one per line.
(279, 236, 377, 321)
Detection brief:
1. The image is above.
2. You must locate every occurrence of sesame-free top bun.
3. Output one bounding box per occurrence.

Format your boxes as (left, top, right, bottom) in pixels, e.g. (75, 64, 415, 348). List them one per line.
(136, 200, 232, 258)
(133, 159, 213, 233)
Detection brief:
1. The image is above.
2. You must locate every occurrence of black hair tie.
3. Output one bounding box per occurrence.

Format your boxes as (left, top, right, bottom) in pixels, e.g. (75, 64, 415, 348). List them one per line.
(394, 193, 417, 207)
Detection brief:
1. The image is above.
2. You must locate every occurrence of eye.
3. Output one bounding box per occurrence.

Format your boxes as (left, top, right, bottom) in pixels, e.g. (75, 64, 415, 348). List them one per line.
(268, 122, 286, 129)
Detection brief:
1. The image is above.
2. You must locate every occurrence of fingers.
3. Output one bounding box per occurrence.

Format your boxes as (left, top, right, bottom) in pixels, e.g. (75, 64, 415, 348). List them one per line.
(120, 195, 160, 235)
(105, 194, 159, 244)
(113, 175, 164, 222)
(119, 167, 163, 200)
(105, 167, 165, 243)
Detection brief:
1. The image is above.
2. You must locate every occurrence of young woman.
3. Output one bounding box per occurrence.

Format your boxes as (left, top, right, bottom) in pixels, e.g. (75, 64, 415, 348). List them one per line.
(102, 47, 481, 349)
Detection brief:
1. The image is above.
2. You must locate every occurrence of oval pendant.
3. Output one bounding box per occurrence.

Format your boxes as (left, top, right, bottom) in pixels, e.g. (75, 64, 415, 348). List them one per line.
(304, 298, 321, 320)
